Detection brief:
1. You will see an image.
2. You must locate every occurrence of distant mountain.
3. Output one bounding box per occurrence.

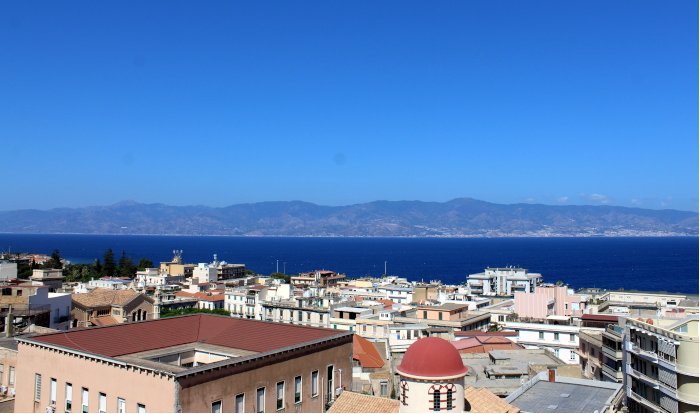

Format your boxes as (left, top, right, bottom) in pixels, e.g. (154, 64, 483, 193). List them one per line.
(0, 198, 696, 237)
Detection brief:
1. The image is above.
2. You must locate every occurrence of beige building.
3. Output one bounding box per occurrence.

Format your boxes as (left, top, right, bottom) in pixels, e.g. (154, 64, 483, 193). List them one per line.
(15, 314, 353, 413)
(624, 315, 699, 413)
(71, 288, 155, 328)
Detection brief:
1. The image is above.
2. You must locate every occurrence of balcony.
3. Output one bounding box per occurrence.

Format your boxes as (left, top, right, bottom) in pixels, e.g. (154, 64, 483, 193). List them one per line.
(602, 345, 622, 360)
(628, 390, 667, 413)
(629, 367, 660, 389)
(629, 343, 659, 362)
(602, 364, 623, 382)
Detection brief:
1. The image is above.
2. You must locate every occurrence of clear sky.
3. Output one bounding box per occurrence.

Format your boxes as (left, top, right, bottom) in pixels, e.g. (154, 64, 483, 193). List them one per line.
(1, 1, 697, 211)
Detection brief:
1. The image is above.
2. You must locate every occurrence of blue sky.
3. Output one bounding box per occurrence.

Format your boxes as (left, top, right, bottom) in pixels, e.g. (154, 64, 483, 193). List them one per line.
(1, 1, 697, 211)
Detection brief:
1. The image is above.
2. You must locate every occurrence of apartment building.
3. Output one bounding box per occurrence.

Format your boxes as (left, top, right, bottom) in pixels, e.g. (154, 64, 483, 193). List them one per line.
(624, 315, 699, 413)
(466, 267, 543, 296)
(226, 285, 268, 319)
(577, 329, 604, 380)
(0, 283, 71, 332)
(503, 321, 593, 364)
(15, 314, 353, 413)
(30, 269, 65, 292)
(261, 296, 331, 328)
(601, 323, 625, 383)
(514, 285, 588, 319)
(393, 304, 491, 334)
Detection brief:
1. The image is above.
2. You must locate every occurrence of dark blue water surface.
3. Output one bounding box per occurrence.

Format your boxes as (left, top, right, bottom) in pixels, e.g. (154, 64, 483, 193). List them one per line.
(0, 234, 697, 294)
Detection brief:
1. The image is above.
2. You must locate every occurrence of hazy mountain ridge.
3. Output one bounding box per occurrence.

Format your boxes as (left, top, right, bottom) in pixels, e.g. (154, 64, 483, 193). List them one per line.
(0, 198, 696, 236)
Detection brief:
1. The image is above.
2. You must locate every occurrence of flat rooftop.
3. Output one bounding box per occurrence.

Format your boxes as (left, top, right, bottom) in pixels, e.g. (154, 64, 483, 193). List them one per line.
(506, 375, 621, 413)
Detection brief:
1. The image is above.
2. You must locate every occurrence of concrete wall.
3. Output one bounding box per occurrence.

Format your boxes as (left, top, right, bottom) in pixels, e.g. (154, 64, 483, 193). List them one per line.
(15, 343, 177, 413)
(178, 341, 353, 413)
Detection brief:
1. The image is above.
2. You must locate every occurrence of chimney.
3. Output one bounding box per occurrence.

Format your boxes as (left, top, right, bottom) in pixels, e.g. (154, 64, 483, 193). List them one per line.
(548, 368, 557, 383)
(5, 304, 13, 338)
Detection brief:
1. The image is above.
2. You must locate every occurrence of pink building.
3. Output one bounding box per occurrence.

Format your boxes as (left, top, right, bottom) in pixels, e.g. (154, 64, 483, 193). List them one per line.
(514, 285, 588, 320)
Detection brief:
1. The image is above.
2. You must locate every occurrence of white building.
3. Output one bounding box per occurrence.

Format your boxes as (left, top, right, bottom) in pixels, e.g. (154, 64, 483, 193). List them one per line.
(0, 262, 17, 281)
(377, 285, 414, 304)
(466, 267, 543, 296)
(192, 262, 217, 283)
(88, 277, 131, 290)
(503, 321, 595, 364)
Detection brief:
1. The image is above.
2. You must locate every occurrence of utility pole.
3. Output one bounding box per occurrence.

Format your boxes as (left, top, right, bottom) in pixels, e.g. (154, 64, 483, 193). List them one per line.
(384, 260, 387, 276)
(276, 259, 279, 273)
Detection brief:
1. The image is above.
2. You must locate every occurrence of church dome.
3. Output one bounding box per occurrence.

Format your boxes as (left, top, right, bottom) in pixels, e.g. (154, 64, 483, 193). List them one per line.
(397, 337, 468, 379)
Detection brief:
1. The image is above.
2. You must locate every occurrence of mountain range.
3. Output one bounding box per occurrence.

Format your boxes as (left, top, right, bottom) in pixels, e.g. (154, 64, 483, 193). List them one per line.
(0, 199, 696, 237)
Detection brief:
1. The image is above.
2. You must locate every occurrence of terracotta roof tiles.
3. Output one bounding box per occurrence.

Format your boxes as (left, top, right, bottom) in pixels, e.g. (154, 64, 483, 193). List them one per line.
(72, 289, 142, 308)
(327, 391, 399, 413)
(31, 314, 345, 358)
(466, 386, 520, 413)
(352, 335, 385, 369)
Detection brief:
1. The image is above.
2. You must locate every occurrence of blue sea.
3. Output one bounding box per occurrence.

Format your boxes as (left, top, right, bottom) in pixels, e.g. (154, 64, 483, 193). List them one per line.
(0, 234, 697, 294)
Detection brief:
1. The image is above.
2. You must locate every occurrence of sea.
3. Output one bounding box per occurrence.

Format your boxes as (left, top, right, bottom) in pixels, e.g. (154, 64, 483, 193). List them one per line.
(0, 234, 697, 294)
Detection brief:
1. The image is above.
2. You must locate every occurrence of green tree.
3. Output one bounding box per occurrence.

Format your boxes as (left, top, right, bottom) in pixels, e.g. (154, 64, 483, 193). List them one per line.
(46, 249, 63, 269)
(117, 250, 136, 278)
(94, 258, 102, 275)
(136, 258, 153, 270)
(270, 272, 290, 283)
(103, 248, 116, 276)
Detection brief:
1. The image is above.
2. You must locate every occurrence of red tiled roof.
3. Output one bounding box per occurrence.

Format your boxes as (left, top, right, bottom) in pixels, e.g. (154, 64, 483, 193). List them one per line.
(353, 335, 384, 369)
(175, 291, 225, 302)
(377, 299, 394, 310)
(31, 314, 344, 358)
(89, 315, 119, 327)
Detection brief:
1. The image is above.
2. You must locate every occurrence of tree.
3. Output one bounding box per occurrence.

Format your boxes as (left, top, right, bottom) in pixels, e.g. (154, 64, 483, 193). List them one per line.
(94, 258, 102, 275)
(117, 250, 136, 278)
(270, 272, 290, 283)
(46, 249, 63, 269)
(103, 248, 115, 276)
(136, 258, 153, 270)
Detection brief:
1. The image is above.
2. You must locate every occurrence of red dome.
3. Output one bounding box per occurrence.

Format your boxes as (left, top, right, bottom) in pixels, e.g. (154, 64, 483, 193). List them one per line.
(397, 337, 468, 379)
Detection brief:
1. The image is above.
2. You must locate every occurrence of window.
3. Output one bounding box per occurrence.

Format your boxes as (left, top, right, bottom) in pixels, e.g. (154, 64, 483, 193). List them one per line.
(0, 364, 4, 380)
(554, 332, 560, 341)
(538, 331, 544, 340)
(380, 381, 388, 396)
(1, 288, 10, 296)
(137, 403, 146, 413)
(16, 290, 22, 296)
(212, 400, 222, 413)
(65, 384, 73, 412)
(570, 333, 575, 342)
(276, 381, 284, 410)
(446, 389, 453, 410)
(294, 376, 302, 404)
(438, 312, 443, 321)
(117, 398, 125, 414)
(34, 374, 42, 402)
(8, 367, 13, 386)
(98, 393, 107, 413)
(234, 394, 244, 413)
(81, 388, 89, 413)
(311, 371, 319, 397)
(50, 378, 57, 405)
(570, 352, 576, 361)
(423, 311, 428, 319)
(256, 388, 265, 413)
(433, 389, 441, 411)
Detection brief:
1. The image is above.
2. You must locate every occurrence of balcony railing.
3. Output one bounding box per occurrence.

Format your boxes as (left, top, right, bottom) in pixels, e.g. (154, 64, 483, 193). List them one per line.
(629, 368, 660, 388)
(628, 390, 667, 413)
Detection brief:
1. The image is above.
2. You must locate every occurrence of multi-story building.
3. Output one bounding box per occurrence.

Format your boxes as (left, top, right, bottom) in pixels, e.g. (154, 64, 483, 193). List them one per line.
(226, 285, 268, 319)
(0, 283, 71, 332)
(577, 329, 604, 380)
(15, 314, 353, 413)
(376, 285, 414, 304)
(135, 268, 185, 290)
(393, 305, 491, 333)
(71, 288, 154, 328)
(503, 321, 593, 364)
(466, 267, 543, 296)
(262, 296, 331, 328)
(514, 285, 588, 319)
(87, 277, 131, 290)
(601, 323, 625, 383)
(29, 269, 64, 292)
(624, 315, 699, 413)
(292, 271, 346, 288)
